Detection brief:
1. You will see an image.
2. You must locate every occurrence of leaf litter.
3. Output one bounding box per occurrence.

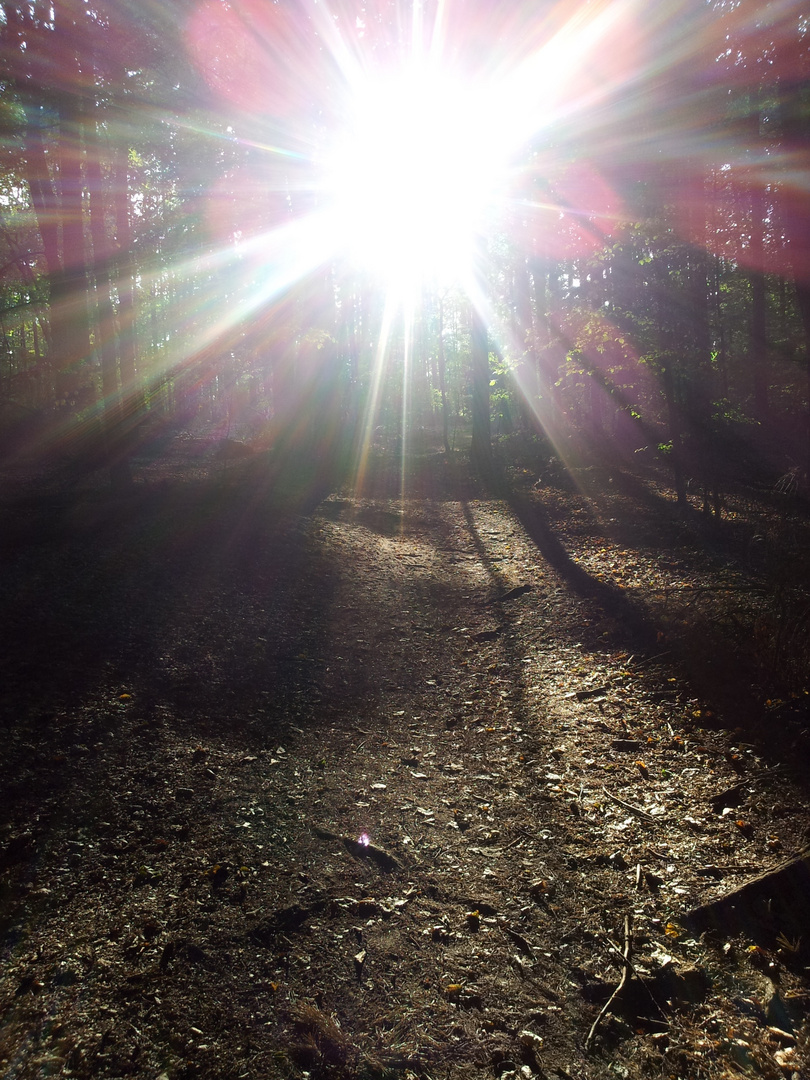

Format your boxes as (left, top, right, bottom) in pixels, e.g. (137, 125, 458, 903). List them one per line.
(0, 469, 809, 1079)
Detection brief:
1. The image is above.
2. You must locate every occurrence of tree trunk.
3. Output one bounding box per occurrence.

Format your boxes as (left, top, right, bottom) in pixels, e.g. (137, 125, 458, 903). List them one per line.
(87, 113, 133, 490)
(50, 92, 93, 409)
(113, 139, 139, 408)
(26, 114, 63, 407)
(86, 121, 118, 408)
(774, 38, 810, 474)
(662, 359, 686, 506)
(470, 303, 491, 470)
(749, 183, 769, 422)
(26, 119, 62, 286)
(437, 293, 450, 454)
(513, 256, 537, 432)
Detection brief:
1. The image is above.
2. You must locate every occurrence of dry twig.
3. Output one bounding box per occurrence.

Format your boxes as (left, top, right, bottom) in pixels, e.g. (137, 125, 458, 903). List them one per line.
(585, 915, 632, 1051)
(601, 786, 659, 821)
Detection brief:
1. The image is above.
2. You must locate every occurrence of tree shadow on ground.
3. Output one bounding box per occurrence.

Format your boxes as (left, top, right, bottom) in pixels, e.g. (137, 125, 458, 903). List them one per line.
(492, 460, 810, 771)
(497, 476, 661, 654)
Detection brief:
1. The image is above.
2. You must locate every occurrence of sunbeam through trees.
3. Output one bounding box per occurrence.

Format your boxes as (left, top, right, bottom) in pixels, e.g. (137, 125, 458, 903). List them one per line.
(1, 0, 808, 498)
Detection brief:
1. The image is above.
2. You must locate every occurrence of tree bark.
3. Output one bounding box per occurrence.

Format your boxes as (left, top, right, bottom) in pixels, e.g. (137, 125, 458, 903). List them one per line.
(748, 183, 769, 422)
(49, 53, 93, 409)
(513, 256, 537, 432)
(86, 119, 118, 408)
(113, 136, 139, 408)
(437, 293, 450, 454)
(469, 303, 491, 470)
(87, 112, 134, 490)
(775, 39, 810, 474)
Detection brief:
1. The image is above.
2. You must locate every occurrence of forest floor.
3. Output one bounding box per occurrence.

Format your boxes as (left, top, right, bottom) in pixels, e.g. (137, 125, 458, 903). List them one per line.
(1, 434, 810, 1080)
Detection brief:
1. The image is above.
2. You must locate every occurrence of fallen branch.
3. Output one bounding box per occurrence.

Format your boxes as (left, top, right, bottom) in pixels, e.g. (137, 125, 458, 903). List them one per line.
(686, 846, 810, 937)
(601, 786, 659, 822)
(576, 685, 611, 700)
(629, 651, 670, 669)
(694, 863, 759, 877)
(585, 915, 632, 1051)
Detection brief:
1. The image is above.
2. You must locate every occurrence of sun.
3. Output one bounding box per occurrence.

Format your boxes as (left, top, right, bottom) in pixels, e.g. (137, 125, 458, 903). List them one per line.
(187, 0, 639, 374)
(323, 66, 507, 298)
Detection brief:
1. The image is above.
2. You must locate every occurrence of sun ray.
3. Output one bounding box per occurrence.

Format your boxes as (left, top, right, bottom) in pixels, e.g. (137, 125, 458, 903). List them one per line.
(353, 292, 399, 496)
(179, 0, 661, 476)
(400, 298, 414, 501)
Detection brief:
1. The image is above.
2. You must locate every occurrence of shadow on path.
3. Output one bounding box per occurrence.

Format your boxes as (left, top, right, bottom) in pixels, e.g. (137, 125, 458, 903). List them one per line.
(494, 471, 661, 653)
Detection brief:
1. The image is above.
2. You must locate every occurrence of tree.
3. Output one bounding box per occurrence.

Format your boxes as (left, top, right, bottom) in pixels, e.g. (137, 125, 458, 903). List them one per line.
(469, 302, 491, 469)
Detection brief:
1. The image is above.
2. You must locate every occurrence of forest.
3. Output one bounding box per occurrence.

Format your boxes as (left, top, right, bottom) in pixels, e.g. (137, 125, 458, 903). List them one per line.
(0, 0, 807, 494)
(2, 2, 810, 1080)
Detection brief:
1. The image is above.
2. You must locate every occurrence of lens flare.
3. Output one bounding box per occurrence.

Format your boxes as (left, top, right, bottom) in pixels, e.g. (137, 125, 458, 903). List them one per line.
(185, 0, 640, 317)
(181, 0, 761, 495)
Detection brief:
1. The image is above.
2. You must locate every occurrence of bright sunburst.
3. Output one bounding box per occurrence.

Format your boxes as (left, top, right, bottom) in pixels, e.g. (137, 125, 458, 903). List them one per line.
(187, 0, 637, 317)
(185, 0, 638, 479)
(324, 66, 503, 297)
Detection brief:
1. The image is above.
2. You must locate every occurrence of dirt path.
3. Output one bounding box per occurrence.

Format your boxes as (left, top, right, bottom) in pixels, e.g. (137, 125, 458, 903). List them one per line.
(1, 478, 809, 1079)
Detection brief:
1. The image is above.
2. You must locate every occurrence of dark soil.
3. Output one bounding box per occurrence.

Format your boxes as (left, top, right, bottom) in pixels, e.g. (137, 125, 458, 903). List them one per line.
(1, 438, 810, 1080)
